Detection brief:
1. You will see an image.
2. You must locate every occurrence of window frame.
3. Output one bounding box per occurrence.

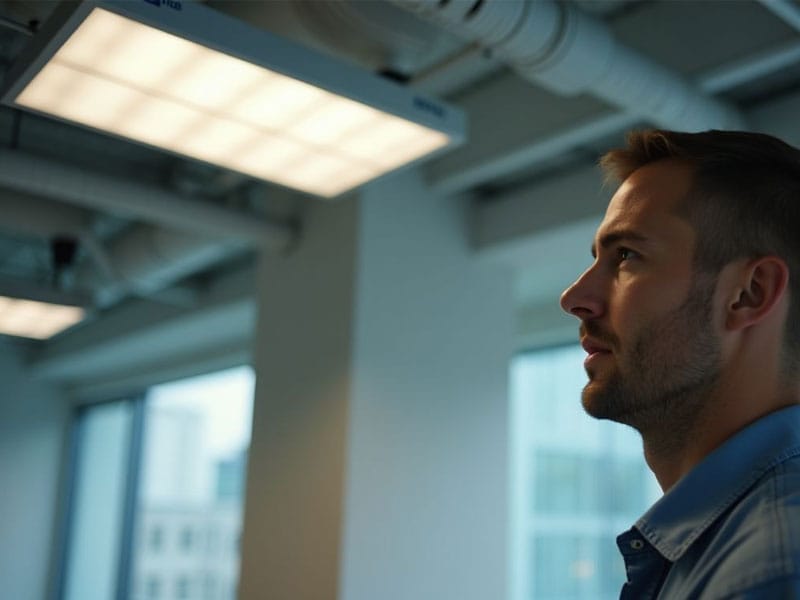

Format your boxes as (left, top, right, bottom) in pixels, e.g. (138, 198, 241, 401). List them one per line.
(53, 362, 255, 600)
(52, 393, 147, 600)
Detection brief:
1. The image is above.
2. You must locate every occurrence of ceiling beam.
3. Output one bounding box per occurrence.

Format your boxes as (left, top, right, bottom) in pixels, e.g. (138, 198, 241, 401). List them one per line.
(475, 85, 800, 266)
(756, 0, 800, 32)
(27, 263, 257, 387)
(0, 149, 295, 249)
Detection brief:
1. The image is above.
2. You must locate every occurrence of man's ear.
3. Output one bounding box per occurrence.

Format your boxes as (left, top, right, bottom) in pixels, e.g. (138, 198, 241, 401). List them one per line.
(725, 256, 789, 331)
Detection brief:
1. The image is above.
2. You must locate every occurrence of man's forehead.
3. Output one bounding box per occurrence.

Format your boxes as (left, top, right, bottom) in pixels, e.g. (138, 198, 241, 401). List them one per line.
(596, 191, 652, 240)
(592, 174, 696, 253)
(594, 201, 675, 249)
(600, 160, 693, 228)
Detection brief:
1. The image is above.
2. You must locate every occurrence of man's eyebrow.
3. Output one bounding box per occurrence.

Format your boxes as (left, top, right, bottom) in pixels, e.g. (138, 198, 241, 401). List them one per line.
(591, 229, 650, 257)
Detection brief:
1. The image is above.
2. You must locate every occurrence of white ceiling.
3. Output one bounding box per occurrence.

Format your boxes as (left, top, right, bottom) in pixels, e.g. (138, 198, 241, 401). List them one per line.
(0, 0, 799, 389)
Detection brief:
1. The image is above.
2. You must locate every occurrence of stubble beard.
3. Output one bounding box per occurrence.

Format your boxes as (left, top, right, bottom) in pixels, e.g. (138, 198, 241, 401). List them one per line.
(581, 274, 721, 441)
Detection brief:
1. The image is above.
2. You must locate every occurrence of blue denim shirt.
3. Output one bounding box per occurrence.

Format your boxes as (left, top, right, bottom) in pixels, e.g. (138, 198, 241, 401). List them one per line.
(616, 405, 800, 599)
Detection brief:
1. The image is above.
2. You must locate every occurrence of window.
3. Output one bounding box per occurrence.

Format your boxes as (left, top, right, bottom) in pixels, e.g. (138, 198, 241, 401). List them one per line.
(179, 526, 194, 553)
(510, 345, 661, 600)
(175, 575, 191, 599)
(145, 575, 161, 598)
(57, 366, 254, 600)
(149, 525, 164, 553)
(203, 574, 216, 600)
(206, 527, 219, 555)
(60, 400, 137, 600)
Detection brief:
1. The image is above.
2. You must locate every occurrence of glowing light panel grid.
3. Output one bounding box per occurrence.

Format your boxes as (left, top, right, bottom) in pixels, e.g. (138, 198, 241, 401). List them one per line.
(14, 8, 450, 197)
(0, 296, 85, 339)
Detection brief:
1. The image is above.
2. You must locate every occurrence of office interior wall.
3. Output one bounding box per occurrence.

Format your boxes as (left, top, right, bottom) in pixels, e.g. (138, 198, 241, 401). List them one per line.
(0, 338, 69, 600)
(239, 170, 513, 599)
(341, 171, 513, 600)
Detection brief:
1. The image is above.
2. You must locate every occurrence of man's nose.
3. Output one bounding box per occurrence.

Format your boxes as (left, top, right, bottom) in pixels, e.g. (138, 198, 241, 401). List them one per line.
(559, 267, 604, 320)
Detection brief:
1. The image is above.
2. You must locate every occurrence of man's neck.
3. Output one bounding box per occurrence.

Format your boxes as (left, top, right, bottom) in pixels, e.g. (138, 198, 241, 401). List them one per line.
(640, 374, 799, 492)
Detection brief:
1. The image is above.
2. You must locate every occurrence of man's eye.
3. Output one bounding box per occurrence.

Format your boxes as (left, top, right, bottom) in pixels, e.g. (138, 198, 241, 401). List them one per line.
(618, 247, 636, 262)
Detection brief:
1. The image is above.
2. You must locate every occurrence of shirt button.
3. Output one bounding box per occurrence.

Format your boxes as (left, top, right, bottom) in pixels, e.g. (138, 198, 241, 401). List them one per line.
(629, 539, 645, 551)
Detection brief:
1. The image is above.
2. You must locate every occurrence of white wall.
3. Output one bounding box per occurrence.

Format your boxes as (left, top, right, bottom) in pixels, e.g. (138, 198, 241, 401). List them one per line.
(341, 172, 513, 600)
(0, 337, 69, 600)
(239, 170, 513, 599)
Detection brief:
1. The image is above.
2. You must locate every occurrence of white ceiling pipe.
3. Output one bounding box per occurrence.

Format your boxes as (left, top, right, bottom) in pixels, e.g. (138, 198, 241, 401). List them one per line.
(392, 0, 745, 131)
(402, 0, 557, 60)
(410, 43, 504, 96)
(0, 149, 294, 249)
(431, 37, 800, 194)
(482, 1, 561, 63)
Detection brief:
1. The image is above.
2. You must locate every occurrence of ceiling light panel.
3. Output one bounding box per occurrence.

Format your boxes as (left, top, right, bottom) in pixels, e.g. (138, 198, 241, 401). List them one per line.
(0, 296, 85, 340)
(1, 1, 466, 198)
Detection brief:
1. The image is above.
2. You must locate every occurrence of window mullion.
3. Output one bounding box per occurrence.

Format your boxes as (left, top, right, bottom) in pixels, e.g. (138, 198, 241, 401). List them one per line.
(115, 395, 147, 600)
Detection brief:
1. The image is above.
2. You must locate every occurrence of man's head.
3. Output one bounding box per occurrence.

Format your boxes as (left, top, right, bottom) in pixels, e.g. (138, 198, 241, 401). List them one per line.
(560, 129, 800, 434)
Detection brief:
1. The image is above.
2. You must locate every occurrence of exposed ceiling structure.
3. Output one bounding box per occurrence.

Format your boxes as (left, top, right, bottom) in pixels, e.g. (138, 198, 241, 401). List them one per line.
(0, 0, 799, 392)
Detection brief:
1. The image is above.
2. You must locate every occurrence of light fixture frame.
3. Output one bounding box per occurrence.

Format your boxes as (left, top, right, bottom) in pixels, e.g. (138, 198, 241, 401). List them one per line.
(0, 0, 466, 197)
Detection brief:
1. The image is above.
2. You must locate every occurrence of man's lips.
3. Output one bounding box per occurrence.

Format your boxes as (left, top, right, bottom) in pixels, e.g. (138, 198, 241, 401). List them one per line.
(582, 338, 612, 370)
(581, 337, 612, 356)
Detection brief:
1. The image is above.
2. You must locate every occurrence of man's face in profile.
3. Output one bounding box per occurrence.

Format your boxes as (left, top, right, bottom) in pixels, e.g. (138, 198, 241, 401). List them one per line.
(560, 160, 722, 432)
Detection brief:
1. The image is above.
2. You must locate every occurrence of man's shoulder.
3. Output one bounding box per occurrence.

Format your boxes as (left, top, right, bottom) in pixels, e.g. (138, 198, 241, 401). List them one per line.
(697, 455, 800, 595)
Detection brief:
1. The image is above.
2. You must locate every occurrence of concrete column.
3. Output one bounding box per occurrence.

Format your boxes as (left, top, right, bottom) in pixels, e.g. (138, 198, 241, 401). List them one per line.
(239, 170, 513, 600)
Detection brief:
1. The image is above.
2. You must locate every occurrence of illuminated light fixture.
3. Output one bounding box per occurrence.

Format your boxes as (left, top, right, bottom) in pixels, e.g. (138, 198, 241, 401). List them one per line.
(0, 281, 87, 340)
(0, 0, 466, 198)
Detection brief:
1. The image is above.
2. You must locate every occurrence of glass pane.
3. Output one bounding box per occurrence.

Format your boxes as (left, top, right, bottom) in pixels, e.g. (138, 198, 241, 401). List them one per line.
(63, 400, 133, 600)
(129, 366, 255, 600)
(510, 345, 661, 600)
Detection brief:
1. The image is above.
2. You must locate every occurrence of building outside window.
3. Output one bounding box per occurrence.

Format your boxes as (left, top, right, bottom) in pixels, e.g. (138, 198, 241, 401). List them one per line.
(59, 365, 254, 600)
(176, 575, 192, 599)
(203, 574, 216, 600)
(149, 525, 164, 553)
(145, 576, 161, 599)
(131, 366, 254, 600)
(206, 527, 218, 555)
(510, 344, 661, 600)
(179, 527, 194, 553)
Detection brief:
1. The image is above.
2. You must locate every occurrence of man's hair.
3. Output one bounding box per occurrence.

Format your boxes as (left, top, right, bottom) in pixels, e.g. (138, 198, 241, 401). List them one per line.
(600, 129, 800, 371)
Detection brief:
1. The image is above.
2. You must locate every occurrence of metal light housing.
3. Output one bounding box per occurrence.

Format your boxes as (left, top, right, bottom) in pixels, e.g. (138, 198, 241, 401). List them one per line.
(1, 0, 466, 198)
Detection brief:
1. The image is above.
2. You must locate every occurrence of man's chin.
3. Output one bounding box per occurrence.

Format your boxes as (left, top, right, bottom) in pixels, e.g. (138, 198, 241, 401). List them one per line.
(581, 380, 624, 421)
(581, 394, 601, 419)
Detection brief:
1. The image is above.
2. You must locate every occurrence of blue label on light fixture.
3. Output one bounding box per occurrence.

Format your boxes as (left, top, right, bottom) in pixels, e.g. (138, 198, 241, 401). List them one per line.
(413, 97, 445, 119)
(142, 0, 183, 10)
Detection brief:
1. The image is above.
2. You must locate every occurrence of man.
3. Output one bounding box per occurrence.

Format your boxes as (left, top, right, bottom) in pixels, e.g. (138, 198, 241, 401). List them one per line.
(560, 129, 800, 598)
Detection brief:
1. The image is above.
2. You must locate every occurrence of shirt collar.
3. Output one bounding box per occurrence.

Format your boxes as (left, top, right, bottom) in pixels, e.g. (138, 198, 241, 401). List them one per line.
(634, 404, 800, 562)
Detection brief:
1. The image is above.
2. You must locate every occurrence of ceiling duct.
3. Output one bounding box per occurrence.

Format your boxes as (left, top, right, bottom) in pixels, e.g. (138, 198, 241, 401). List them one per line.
(391, 0, 746, 131)
(208, 0, 466, 79)
(0, 187, 246, 309)
(77, 226, 246, 309)
(289, 0, 455, 74)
